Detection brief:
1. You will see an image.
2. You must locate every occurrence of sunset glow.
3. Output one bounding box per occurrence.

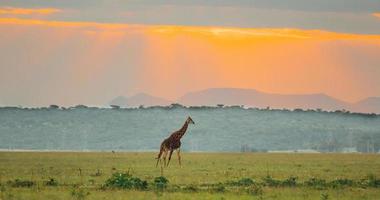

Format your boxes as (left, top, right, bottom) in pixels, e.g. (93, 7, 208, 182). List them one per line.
(0, 7, 60, 15)
(1, 18, 380, 41)
(0, 2, 380, 106)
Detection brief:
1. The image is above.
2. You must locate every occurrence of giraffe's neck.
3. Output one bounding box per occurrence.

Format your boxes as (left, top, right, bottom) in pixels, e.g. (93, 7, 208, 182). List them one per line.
(176, 121, 189, 139)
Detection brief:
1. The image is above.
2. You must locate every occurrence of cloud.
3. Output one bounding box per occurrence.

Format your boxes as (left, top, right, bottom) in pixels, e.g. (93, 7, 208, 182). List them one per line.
(0, 18, 141, 30)
(0, 17, 380, 105)
(0, 17, 380, 41)
(373, 12, 380, 19)
(0, 7, 60, 15)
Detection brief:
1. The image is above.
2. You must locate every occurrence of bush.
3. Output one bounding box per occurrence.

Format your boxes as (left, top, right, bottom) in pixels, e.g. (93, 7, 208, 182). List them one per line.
(104, 172, 148, 190)
(282, 176, 297, 187)
(262, 175, 281, 187)
(183, 184, 199, 192)
(153, 176, 169, 190)
(236, 178, 255, 186)
(305, 178, 327, 189)
(329, 178, 354, 188)
(359, 174, 380, 188)
(7, 179, 35, 188)
(226, 177, 255, 187)
(44, 178, 59, 186)
(213, 183, 225, 193)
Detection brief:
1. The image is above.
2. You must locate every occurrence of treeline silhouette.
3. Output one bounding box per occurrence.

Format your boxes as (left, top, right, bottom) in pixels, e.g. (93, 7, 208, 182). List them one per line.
(1, 103, 378, 118)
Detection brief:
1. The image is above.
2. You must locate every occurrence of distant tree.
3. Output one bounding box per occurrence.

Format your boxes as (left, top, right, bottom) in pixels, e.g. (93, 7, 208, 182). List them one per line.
(170, 103, 185, 109)
(189, 106, 201, 109)
(49, 105, 59, 109)
(148, 105, 165, 109)
(110, 105, 120, 109)
(73, 105, 88, 109)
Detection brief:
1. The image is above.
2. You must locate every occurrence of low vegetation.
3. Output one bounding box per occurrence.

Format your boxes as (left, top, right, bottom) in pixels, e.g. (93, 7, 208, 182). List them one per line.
(0, 152, 379, 199)
(103, 172, 148, 190)
(6, 179, 35, 188)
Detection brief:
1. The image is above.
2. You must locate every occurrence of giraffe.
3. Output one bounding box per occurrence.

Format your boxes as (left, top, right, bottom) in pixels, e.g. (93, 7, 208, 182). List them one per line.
(156, 116, 195, 168)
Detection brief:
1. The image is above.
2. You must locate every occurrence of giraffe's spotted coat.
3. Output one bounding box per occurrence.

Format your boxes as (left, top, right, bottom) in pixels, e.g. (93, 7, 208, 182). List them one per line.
(156, 116, 194, 167)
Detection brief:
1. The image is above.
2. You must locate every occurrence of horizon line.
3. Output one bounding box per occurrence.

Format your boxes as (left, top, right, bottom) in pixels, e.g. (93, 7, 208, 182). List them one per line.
(116, 87, 378, 104)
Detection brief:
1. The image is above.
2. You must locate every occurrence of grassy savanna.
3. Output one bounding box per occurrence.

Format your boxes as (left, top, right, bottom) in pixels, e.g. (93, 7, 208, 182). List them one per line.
(0, 152, 379, 199)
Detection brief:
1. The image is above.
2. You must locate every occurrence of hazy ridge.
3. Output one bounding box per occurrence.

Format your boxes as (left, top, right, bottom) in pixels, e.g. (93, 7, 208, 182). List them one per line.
(1, 106, 379, 152)
(110, 88, 380, 114)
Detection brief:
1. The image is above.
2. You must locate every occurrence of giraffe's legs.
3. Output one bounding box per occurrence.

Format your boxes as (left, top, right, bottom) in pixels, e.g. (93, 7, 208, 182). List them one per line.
(156, 158, 160, 168)
(156, 150, 162, 168)
(167, 149, 174, 167)
(159, 157, 164, 176)
(156, 144, 165, 167)
(162, 150, 168, 167)
(176, 148, 181, 166)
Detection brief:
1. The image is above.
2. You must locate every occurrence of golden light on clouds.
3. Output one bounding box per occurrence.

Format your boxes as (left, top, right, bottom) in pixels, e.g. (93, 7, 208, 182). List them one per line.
(373, 12, 380, 19)
(0, 7, 60, 15)
(0, 17, 380, 103)
(1, 18, 380, 41)
(0, 18, 134, 29)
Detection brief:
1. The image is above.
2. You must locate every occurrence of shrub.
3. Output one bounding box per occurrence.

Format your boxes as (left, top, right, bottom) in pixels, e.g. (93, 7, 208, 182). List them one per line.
(305, 178, 327, 189)
(44, 178, 59, 186)
(360, 174, 380, 188)
(7, 179, 35, 188)
(183, 184, 199, 192)
(153, 176, 169, 190)
(262, 175, 281, 187)
(236, 178, 255, 186)
(329, 178, 354, 188)
(104, 172, 148, 190)
(282, 176, 297, 187)
(213, 183, 225, 193)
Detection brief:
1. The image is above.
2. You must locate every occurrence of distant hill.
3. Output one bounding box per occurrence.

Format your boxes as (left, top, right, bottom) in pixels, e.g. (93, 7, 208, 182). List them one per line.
(109, 93, 171, 107)
(178, 88, 349, 111)
(109, 88, 379, 113)
(2, 106, 379, 152)
(350, 97, 380, 114)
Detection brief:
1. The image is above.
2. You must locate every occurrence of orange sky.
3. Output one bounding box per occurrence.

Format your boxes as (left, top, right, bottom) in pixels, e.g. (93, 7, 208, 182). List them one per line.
(0, 7, 60, 15)
(0, 17, 380, 105)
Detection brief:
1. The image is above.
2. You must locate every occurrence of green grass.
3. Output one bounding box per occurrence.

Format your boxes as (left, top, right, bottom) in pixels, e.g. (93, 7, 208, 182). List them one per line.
(0, 152, 379, 199)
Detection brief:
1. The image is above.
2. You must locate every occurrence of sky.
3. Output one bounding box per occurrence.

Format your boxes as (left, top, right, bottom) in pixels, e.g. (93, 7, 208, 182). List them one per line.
(0, 0, 380, 106)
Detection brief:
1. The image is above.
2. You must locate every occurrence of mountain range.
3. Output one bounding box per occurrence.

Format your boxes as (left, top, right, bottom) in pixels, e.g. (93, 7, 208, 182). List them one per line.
(109, 93, 171, 107)
(109, 88, 380, 113)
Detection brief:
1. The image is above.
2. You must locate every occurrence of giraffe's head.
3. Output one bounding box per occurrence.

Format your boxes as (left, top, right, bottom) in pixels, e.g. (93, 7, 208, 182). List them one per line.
(186, 116, 195, 124)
